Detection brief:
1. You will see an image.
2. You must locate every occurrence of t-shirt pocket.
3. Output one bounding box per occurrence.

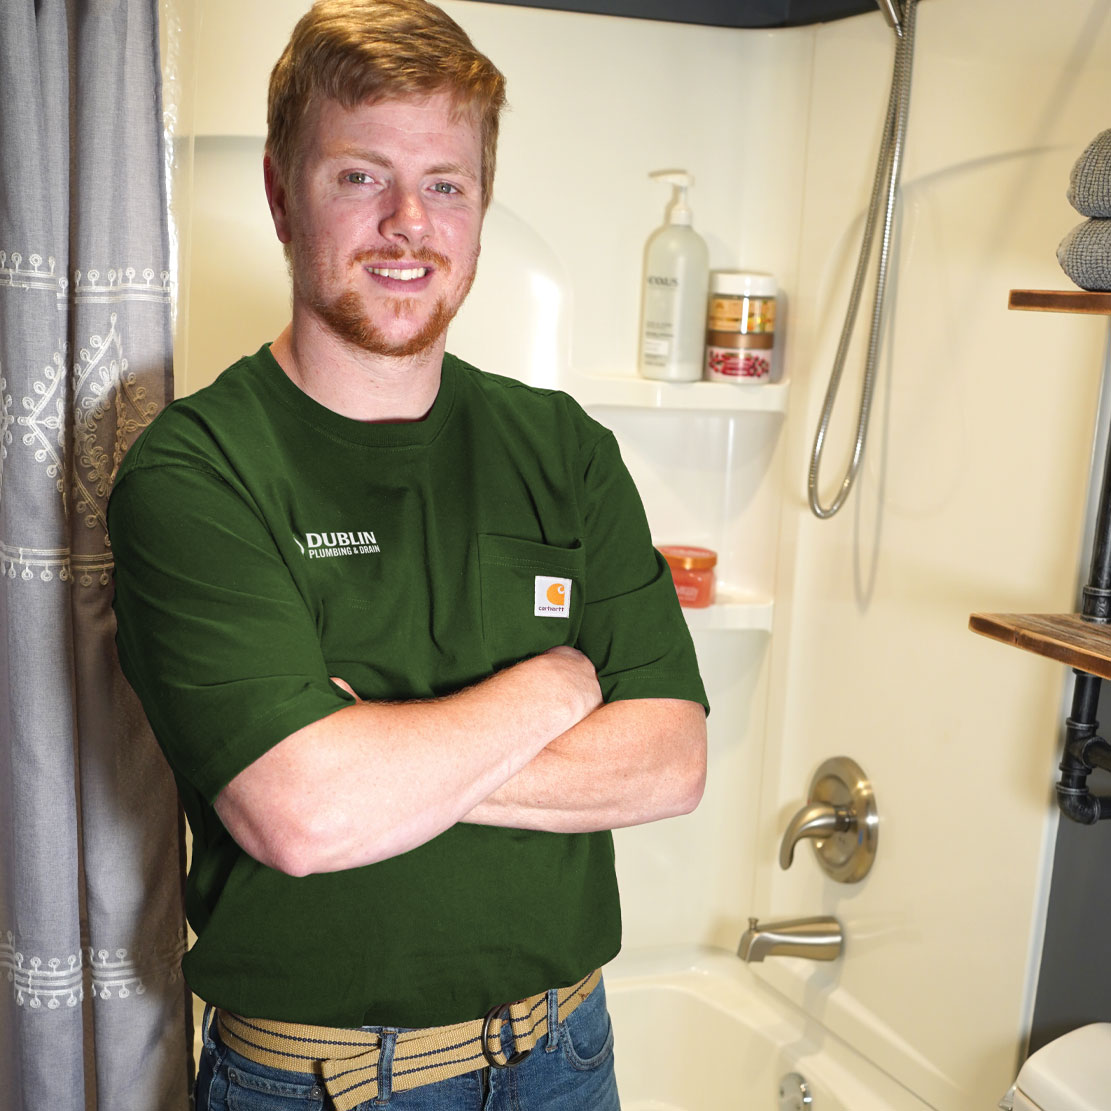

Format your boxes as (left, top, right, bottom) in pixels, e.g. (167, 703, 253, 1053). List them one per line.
(477, 534, 585, 671)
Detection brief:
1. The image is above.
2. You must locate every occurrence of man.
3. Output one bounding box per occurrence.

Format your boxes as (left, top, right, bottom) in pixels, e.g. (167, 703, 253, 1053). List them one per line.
(108, 1, 708, 1107)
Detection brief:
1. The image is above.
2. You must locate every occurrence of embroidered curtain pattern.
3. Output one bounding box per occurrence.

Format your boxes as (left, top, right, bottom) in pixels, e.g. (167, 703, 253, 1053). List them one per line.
(0, 2, 189, 1107)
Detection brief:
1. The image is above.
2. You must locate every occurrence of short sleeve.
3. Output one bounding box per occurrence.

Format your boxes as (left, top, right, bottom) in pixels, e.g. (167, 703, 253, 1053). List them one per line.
(576, 431, 708, 712)
(109, 463, 351, 803)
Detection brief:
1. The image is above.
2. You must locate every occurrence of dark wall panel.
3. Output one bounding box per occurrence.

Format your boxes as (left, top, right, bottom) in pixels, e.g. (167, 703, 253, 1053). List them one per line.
(1029, 746, 1111, 1055)
(474, 0, 878, 30)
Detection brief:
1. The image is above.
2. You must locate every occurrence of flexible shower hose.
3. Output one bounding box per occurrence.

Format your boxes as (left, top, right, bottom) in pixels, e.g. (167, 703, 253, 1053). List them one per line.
(807, 0, 918, 519)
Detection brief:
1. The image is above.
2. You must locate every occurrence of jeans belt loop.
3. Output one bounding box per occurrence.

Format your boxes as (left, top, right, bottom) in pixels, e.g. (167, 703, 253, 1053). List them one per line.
(544, 988, 560, 1054)
(377, 1028, 397, 1102)
(201, 1002, 217, 1050)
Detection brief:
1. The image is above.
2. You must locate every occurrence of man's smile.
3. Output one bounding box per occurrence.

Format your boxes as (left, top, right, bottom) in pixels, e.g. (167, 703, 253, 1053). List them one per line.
(367, 266, 430, 281)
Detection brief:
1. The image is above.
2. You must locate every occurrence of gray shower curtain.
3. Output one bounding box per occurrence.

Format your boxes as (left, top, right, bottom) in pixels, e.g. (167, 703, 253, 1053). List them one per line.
(0, 2, 190, 1108)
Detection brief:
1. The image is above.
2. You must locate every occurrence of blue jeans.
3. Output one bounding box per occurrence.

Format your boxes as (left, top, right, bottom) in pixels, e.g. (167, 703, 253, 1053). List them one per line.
(194, 978, 621, 1110)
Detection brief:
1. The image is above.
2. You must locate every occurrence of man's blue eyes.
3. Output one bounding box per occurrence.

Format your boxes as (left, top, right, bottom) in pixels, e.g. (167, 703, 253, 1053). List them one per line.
(343, 174, 459, 194)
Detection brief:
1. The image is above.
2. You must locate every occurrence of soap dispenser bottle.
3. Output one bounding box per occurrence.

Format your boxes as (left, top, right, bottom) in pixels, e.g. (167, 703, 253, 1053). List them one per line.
(637, 171, 710, 382)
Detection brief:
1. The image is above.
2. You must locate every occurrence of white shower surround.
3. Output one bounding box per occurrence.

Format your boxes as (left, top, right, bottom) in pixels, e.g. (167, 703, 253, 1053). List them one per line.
(173, 0, 1111, 1107)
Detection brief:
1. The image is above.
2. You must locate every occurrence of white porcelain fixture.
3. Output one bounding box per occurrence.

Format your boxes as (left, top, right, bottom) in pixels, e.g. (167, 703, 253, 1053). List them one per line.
(1007, 1025, 1111, 1111)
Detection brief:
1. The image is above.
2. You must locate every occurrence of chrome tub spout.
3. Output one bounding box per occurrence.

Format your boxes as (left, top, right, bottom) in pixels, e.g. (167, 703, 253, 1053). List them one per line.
(738, 916, 843, 963)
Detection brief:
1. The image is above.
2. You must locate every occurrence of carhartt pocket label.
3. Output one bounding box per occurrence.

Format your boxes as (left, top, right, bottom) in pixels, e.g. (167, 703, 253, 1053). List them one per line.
(534, 576, 572, 618)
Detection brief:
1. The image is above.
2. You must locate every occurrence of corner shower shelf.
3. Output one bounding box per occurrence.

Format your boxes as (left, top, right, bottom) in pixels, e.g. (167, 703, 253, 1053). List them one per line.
(969, 290, 1111, 678)
(683, 590, 775, 632)
(572, 374, 790, 414)
(567, 373, 783, 632)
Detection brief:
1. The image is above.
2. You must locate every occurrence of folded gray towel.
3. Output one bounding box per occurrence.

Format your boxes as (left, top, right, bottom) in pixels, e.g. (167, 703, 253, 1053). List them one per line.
(1068, 129, 1111, 217)
(1058, 218, 1111, 290)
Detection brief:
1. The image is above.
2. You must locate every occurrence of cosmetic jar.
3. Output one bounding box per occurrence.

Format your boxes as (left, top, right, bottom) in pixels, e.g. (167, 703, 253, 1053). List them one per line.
(705, 271, 776, 383)
(659, 546, 717, 608)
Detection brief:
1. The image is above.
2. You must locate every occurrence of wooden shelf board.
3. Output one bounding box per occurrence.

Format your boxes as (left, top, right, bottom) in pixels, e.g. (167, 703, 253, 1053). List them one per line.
(1008, 289, 1111, 315)
(969, 612, 1111, 679)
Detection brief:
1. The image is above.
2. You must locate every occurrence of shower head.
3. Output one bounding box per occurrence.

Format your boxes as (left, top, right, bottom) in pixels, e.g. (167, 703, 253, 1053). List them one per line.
(875, 0, 903, 33)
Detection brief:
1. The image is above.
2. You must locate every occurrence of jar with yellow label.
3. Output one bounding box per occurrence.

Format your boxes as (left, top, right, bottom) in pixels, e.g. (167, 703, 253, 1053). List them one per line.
(704, 271, 776, 383)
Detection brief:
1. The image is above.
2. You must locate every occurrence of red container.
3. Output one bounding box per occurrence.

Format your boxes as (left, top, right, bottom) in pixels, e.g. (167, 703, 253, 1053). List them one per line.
(659, 546, 717, 608)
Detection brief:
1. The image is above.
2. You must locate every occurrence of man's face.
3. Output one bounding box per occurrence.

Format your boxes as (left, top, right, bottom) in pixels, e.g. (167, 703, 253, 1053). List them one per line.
(274, 91, 484, 359)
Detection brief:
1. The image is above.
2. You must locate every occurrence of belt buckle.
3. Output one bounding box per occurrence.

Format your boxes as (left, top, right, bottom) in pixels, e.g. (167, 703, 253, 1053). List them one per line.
(481, 1001, 533, 1069)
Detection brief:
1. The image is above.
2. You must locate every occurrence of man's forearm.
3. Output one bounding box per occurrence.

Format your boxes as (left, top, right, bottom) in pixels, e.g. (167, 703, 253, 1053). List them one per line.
(462, 698, 707, 833)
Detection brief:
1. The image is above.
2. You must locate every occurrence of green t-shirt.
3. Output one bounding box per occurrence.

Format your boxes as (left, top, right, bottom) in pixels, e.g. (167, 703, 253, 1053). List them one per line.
(109, 345, 707, 1028)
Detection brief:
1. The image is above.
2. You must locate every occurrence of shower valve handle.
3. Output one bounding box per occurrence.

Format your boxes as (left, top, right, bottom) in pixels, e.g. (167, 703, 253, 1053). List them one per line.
(777, 756, 879, 883)
(778, 803, 853, 870)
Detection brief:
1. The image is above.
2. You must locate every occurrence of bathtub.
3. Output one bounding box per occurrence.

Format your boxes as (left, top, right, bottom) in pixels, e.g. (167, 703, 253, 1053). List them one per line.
(605, 948, 933, 1111)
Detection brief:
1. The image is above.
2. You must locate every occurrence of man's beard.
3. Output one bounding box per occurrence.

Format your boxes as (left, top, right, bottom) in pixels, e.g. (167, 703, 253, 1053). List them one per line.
(298, 244, 475, 359)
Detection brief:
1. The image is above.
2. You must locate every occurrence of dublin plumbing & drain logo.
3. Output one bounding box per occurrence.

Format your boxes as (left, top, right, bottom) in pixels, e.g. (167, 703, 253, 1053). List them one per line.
(293, 529, 380, 560)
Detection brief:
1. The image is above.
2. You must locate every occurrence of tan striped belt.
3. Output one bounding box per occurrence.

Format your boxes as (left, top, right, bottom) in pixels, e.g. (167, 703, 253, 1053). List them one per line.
(216, 968, 601, 1111)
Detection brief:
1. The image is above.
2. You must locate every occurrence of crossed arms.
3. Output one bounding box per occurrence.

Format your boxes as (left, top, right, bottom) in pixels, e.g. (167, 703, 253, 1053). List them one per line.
(215, 645, 707, 877)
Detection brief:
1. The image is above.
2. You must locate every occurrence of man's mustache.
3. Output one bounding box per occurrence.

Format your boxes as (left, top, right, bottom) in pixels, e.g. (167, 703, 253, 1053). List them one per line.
(352, 246, 451, 272)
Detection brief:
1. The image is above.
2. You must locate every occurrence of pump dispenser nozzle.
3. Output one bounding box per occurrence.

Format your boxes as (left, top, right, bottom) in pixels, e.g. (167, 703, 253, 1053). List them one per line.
(650, 170, 695, 227)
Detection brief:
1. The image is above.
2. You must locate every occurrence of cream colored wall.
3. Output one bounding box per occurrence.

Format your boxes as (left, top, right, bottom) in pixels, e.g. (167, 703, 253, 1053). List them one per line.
(164, 0, 1111, 1106)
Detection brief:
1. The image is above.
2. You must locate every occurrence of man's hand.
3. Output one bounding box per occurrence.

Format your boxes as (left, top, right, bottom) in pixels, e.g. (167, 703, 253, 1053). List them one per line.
(526, 647, 604, 723)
